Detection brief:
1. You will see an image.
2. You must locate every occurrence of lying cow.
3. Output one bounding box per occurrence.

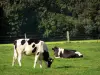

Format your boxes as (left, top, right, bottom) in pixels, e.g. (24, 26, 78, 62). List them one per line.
(52, 46, 83, 58)
(12, 39, 53, 68)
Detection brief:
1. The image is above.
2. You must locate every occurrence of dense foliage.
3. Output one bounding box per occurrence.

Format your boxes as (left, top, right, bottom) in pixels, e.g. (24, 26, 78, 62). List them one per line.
(0, 0, 100, 40)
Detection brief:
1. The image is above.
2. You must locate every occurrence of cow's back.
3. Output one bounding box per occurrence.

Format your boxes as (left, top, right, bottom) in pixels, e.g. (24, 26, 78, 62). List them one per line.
(61, 50, 77, 58)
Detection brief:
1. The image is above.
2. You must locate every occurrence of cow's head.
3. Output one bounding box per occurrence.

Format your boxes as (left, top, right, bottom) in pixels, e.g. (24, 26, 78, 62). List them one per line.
(52, 46, 59, 52)
(43, 50, 53, 68)
(52, 46, 59, 57)
(47, 57, 53, 68)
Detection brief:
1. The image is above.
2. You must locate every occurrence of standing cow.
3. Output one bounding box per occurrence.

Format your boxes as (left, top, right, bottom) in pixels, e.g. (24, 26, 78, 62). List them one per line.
(12, 39, 53, 68)
(52, 46, 83, 58)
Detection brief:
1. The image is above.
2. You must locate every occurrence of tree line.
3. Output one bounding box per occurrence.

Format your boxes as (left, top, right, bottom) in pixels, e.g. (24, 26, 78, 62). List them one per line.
(0, 0, 100, 42)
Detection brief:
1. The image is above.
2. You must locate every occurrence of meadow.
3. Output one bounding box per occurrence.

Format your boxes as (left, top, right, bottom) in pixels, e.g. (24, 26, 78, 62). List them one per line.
(0, 40, 100, 75)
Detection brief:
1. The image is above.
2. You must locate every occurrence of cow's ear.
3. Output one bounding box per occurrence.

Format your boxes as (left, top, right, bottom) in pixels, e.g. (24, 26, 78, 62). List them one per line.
(51, 58, 54, 62)
(52, 48, 54, 50)
(48, 57, 54, 62)
(54, 46, 58, 49)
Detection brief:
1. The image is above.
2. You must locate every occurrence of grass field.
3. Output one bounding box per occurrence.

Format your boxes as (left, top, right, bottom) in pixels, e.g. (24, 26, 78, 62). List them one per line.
(0, 40, 100, 75)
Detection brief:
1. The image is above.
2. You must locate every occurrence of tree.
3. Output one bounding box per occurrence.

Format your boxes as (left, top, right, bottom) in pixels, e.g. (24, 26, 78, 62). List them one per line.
(0, 0, 100, 41)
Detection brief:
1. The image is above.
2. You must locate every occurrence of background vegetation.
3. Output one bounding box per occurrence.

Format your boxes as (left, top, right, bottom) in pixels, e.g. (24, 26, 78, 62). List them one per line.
(0, 41, 100, 75)
(0, 0, 100, 43)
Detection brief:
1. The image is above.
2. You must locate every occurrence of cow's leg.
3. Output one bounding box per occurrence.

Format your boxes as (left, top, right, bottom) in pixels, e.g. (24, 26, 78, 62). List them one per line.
(17, 51, 22, 66)
(39, 56, 42, 68)
(38, 60, 42, 68)
(12, 50, 17, 66)
(33, 53, 40, 68)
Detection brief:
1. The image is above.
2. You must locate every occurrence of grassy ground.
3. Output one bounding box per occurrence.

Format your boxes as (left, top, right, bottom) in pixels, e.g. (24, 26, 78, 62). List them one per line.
(0, 40, 100, 75)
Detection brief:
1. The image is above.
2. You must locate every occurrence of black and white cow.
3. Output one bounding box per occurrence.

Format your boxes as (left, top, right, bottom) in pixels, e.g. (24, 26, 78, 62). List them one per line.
(12, 39, 53, 68)
(52, 46, 83, 58)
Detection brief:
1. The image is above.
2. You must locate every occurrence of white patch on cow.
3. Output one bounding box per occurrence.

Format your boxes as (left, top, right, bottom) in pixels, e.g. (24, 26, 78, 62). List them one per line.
(58, 48, 64, 57)
(75, 51, 82, 56)
(24, 42, 35, 55)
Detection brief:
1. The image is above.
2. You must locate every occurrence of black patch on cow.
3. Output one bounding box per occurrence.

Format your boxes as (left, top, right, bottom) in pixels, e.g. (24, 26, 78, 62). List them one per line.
(37, 52, 40, 55)
(43, 51, 49, 61)
(14, 40, 17, 49)
(60, 52, 63, 57)
(64, 49, 76, 52)
(32, 44, 35, 48)
(28, 39, 40, 45)
(61, 50, 76, 58)
(21, 40, 25, 45)
(32, 47, 37, 53)
(60, 49, 81, 58)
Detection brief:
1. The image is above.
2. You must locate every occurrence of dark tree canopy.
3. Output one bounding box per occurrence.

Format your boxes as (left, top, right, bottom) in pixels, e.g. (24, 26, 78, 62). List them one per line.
(0, 0, 100, 42)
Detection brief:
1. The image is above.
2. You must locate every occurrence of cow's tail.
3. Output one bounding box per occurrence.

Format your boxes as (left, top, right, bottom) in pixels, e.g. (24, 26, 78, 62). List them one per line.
(12, 40, 18, 66)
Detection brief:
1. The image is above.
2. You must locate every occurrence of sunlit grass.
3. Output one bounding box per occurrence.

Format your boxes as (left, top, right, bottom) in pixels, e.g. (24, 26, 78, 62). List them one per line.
(46, 39, 100, 44)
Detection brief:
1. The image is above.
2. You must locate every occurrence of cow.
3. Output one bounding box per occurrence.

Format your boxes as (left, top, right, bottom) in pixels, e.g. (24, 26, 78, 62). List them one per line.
(12, 39, 53, 68)
(52, 46, 83, 58)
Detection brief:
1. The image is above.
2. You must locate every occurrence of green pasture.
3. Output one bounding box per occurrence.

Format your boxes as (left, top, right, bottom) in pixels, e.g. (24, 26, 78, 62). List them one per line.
(0, 40, 100, 75)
